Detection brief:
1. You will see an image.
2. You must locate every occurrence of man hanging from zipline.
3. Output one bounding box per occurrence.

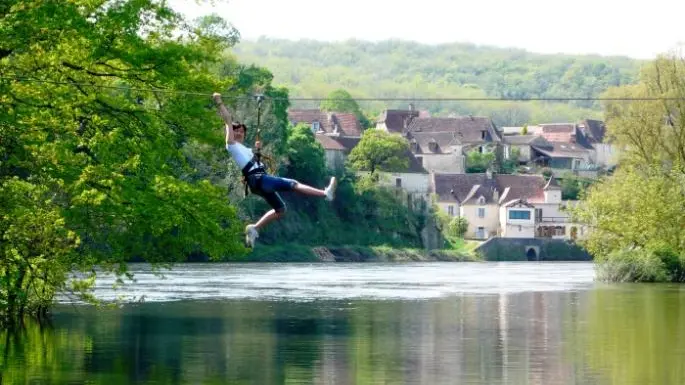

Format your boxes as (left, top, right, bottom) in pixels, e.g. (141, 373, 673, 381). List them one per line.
(213, 92, 337, 248)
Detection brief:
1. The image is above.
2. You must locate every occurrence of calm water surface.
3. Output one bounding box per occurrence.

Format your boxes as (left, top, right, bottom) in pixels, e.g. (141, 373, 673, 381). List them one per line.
(2, 262, 685, 385)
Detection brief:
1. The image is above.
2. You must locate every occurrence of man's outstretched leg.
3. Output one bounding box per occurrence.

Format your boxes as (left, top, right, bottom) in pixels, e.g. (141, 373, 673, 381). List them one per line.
(244, 177, 337, 248)
(292, 177, 337, 201)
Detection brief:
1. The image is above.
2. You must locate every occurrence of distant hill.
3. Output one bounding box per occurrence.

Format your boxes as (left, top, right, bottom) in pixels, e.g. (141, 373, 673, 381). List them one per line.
(230, 37, 646, 126)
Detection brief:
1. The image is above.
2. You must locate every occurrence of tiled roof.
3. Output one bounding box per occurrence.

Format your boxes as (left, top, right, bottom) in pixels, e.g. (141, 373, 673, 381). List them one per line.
(578, 119, 607, 143)
(334, 136, 361, 151)
(407, 116, 502, 143)
(532, 141, 591, 159)
(432, 173, 490, 202)
(315, 134, 347, 150)
(495, 174, 547, 203)
(314, 134, 360, 151)
(504, 134, 548, 145)
(288, 109, 362, 137)
(406, 131, 462, 154)
(544, 176, 562, 190)
(377, 109, 420, 133)
(432, 173, 547, 204)
(406, 151, 428, 173)
(538, 123, 577, 142)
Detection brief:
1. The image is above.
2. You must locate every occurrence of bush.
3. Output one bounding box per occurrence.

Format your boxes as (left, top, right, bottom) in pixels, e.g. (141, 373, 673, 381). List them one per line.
(595, 248, 685, 283)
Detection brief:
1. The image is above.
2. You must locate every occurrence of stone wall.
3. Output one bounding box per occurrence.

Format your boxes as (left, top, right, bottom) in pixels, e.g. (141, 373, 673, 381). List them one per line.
(475, 237, 592, 261)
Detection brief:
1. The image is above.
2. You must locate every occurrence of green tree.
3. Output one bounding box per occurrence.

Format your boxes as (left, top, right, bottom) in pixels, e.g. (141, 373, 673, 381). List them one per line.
(570, 51, 685, 282)
(284, 123, 327, 186)
(0, 1, 248, 321)
(347, 129, 409, 175)
(501, 147, 521, 174)
(560, 173, 581, 200)
(319, 88, 371, 129)
(448, 216, 469, 238)
(465, 150, 495, 173)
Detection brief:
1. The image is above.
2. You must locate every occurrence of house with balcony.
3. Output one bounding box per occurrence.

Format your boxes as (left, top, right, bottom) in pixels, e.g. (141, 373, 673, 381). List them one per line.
(431, 172, 586, 240)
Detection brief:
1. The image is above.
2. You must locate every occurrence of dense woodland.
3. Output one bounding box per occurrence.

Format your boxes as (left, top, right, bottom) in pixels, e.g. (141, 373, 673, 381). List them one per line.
(231, 38, 645, 126)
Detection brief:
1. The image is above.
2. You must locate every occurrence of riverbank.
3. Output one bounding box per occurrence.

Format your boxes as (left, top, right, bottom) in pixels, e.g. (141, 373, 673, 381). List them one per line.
(242, 243, 480, 262)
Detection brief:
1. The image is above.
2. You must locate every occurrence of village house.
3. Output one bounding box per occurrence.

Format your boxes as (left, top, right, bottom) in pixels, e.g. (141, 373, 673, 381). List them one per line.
(377, 108, 504, 173)
(287, 109, 363, 172)
(501, 120, 620, 178)
(502, 134, 553, 164)
(370, 150, 432, 204)
(288, 108, 432, 200)
(431, 172, 585, 241)
(375, 106, 431, 133)
(288, 109, 362, 137)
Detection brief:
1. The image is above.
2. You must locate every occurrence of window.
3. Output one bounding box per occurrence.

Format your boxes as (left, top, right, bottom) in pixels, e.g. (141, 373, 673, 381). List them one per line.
(312, 121, 320, 132)
(448, 205, 454, 216)
(481, 130, 486, 140)
(535, 208, 543, 222)
(478, 208, 485, 218)
(509, 210, 531, 220)
(395, 178, 402, 188)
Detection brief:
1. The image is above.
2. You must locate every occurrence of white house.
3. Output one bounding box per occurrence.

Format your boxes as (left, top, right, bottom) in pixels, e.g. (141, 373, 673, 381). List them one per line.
(500, 199, 537, 238)
(431, 172, 587, 241)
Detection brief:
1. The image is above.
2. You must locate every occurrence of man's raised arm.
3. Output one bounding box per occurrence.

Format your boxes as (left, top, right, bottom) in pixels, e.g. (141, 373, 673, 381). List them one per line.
(213, 92, 234, 145)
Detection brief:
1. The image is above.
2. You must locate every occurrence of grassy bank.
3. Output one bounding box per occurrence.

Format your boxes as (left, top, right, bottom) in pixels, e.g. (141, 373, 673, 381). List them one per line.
(242, 243, 479, 262)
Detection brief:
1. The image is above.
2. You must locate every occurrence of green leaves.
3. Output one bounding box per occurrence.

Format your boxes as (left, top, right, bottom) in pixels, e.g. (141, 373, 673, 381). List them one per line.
(319, 89, 371, 129)
(1, 0, 251, 319)
(465, 150, 495, 173)
(347, 129, 409, 174)
(285, 123, 326, 187)
(569, 53, 685, 282)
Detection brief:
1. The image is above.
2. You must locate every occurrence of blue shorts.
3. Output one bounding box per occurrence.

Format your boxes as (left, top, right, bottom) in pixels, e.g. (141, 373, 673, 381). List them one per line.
(246, 173, 297, 212)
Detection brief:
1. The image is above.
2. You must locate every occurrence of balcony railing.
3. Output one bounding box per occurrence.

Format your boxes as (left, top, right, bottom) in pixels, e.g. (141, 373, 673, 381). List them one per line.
(535, 217, 571, 223)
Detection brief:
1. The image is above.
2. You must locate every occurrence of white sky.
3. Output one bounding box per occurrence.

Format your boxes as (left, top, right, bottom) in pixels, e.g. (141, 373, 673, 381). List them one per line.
(170, 0, 685, 59)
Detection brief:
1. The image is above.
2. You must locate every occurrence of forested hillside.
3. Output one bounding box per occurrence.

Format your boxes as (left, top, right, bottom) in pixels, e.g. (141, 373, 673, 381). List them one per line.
(231, 38, 645, 126)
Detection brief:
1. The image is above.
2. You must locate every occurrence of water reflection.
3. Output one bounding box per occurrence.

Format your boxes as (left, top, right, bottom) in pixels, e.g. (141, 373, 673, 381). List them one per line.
(2, 287, 684, 385)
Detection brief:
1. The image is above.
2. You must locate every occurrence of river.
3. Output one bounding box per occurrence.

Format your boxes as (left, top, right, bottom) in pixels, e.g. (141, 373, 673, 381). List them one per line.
(2, 262, 684, 384)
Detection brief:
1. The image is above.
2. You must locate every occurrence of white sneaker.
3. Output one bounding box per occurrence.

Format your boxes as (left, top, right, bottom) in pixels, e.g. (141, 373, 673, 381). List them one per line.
(245, 224, 259, 248)
(324, 177, 337, 201)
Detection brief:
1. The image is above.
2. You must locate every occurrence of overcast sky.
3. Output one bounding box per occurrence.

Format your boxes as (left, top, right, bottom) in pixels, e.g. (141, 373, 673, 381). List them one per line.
(170, 0, 684, 59)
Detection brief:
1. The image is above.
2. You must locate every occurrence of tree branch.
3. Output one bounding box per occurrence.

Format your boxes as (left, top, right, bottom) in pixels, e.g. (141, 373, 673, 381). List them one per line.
(62, 61, 121, 78)
(95, 61, 158, 72)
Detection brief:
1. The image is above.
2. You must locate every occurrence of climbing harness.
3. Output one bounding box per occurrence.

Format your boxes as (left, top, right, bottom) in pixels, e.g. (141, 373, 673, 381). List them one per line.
(240, 93, 276, 197)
